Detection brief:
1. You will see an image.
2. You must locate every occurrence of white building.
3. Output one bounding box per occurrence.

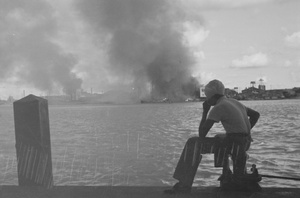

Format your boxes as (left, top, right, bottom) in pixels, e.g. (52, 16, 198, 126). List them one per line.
(199, 85, 206, 98)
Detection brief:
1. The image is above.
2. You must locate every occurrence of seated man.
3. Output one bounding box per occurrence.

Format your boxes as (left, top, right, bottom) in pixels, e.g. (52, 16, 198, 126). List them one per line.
(165, 79, 260, 194)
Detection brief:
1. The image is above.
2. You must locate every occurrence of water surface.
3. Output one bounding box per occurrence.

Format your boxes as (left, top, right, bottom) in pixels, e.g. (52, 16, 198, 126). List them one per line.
(0, 99, 299, 188)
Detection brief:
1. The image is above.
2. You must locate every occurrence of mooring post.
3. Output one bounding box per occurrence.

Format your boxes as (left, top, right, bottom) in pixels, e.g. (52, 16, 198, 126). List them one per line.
(13, 94, 53, 188)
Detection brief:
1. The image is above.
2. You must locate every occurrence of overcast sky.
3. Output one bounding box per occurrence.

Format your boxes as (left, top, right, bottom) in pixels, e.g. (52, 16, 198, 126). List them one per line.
(0, 0, 299, 99)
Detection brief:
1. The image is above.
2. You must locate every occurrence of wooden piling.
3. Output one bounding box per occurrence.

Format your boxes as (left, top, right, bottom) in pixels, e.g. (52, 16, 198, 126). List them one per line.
(13, 94, 53, 188)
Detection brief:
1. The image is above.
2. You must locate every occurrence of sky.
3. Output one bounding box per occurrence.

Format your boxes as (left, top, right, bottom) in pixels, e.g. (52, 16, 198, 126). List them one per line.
(0, 0, 299, 99)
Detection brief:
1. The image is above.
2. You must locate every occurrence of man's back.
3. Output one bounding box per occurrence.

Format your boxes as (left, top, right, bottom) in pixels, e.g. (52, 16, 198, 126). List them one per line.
(207, 97, 251, 134)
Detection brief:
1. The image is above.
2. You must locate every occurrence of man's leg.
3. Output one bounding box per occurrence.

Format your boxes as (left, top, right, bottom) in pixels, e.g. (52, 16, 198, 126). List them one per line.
(214, 137, 232, 181)
(228, 137, 249, 175)
(173, 137, 202, 187)
(232, 144, 248, 175)
(166, 137, 217, 193)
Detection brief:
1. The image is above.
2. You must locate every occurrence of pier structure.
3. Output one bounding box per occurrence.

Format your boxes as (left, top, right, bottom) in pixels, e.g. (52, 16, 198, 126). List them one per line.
(13, 94, 53, 188)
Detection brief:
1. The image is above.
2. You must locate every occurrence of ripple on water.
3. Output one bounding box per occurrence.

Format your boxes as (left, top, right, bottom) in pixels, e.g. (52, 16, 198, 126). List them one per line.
(0, 100, 299, 187)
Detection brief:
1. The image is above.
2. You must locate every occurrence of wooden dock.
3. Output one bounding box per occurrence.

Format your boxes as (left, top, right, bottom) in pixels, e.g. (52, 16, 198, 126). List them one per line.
(0, 186, 299, 198)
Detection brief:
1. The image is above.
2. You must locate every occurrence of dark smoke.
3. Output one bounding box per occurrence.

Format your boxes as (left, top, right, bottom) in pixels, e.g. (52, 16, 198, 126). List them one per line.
(76, 0, 200, 100)
(0, 0, 82, 97)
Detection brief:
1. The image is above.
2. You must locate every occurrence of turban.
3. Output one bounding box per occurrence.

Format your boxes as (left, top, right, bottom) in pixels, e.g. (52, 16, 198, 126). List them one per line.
(204, 79, 225, 99)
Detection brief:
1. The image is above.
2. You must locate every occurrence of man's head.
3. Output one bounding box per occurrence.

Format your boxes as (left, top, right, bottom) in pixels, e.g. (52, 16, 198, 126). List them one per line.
(204, 79, 225, 105)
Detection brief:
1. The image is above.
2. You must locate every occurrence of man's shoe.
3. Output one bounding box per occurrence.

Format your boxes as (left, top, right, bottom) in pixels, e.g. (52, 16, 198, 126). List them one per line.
(164, 182, 191, 194)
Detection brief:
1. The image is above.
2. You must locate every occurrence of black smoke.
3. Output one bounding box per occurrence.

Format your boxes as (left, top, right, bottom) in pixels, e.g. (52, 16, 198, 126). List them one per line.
(0, 0, 82, 98)
(76, 0, 200, 100)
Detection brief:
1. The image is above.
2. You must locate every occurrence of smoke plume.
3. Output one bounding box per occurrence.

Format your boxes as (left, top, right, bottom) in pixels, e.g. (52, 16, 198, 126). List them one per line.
(76, 0, 200, 100)
(0, 0, 82, 97)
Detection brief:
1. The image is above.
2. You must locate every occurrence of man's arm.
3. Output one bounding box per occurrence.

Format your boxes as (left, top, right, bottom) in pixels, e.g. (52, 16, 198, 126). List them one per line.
(198, 101, 216, 138)
(199, 119, 215, 138)
(246, 107, 260, 129)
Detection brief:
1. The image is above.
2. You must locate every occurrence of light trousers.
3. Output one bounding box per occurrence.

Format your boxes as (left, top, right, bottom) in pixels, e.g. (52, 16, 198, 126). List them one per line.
(173, 135, 250, 187)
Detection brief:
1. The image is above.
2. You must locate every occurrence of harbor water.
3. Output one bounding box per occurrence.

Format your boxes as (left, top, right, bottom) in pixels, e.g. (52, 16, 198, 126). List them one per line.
(0, 99, 299, 188)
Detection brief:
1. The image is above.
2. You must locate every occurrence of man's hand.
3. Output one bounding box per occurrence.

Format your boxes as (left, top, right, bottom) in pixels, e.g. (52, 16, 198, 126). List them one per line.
(202, 100, 211, 113)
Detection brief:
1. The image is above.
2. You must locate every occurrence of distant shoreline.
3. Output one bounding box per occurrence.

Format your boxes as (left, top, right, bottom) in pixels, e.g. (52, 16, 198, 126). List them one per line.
(48, 97, 300, 105)
(1, 96, 299, 106)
